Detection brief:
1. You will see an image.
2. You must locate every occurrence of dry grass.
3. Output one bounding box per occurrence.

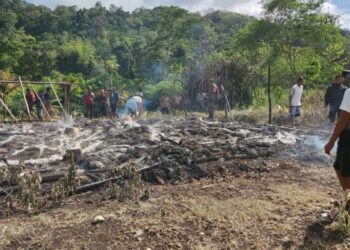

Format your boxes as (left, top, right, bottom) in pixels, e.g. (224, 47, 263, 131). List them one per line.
(0, 161, 347, 249)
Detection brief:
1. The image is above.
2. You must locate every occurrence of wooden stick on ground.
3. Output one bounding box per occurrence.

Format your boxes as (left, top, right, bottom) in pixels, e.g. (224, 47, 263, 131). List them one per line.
(30, 87, 52, 121)
(19, 76, 34, 120)
(0, 97, 17, 122)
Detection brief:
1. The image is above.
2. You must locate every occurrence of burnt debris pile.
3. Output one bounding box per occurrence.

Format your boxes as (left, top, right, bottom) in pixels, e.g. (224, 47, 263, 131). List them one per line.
(0, 117, 331, 215)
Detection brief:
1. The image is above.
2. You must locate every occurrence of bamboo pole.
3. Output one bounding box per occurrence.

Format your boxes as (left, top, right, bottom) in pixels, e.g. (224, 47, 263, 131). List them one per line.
(64, 85, 68, 113)
(0, 97, 17, 122)
(19, 76, 34, 121)
(30, 87, 52, 121)
(0, 80, 70, 85)
(220, 85, 233, 120)
(49, 81, 67, 115)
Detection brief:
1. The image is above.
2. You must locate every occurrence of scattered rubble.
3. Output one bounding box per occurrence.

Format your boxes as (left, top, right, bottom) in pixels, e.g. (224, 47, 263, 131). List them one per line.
(0, 117, 334, 216)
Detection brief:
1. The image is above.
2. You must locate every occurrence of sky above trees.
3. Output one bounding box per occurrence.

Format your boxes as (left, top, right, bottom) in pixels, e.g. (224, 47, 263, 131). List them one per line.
(26, 0, 349, 28)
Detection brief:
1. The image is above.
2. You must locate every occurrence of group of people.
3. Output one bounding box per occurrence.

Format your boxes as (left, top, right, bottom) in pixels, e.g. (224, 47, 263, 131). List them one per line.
(288, 75, 348, 125)
(83, 86, 145, 119)
(288, 73, 350, 196)
(159, 93, 185, 115)
(83, 86, 120, 119)
(25, 87, 53, 120)
(159, 82, 220, 119)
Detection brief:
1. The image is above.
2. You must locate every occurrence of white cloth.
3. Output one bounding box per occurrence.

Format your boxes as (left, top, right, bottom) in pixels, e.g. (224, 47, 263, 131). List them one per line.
(133, 96, 143, 115)
(340, 89, 350, 113)
(133, 96, 143, 104)
(290, 84, 303, 106)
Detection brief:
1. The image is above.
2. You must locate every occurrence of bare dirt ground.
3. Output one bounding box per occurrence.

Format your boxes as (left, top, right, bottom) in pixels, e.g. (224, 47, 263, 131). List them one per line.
(0, 117, 348, 249)
(1, 161, 347, 249)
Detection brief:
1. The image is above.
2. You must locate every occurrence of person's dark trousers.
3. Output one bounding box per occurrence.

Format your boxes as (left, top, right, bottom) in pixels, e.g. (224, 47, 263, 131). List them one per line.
(329, 105, 341, 123)
(37, 108, 43, 121)
(161, 107, 169, 114)
(208, 103, 215, 119)
(100, 106, 107, 117)
(85, 104, 93, 119)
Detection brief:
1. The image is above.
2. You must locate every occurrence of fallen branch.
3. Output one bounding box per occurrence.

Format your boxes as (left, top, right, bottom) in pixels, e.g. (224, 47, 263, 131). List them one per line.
(75, 177, 118, 193)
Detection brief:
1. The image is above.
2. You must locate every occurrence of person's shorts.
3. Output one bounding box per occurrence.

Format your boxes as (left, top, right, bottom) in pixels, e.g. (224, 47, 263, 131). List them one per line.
(161, 107, 169, 114)
(289, 106, 302, 117)
(334, 129, 350, 177)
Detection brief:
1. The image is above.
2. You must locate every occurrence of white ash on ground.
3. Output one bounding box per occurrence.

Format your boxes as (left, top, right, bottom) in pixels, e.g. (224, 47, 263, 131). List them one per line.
(0, 117, 332, 184)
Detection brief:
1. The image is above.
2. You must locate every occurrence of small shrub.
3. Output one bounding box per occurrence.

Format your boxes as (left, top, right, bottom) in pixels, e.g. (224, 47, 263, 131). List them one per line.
(106, 162, 144, 202)
(51, 165, 79, 202)
(334, 190, 350, 234)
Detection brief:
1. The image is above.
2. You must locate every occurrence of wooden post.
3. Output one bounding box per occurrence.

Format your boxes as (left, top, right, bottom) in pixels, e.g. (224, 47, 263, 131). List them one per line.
(19, 76, 33, 121)
(268, 64, 272, 124)
(31, 87, 52, 121)
(64, 85, 68, 113)
(49, 81, 67, 115)
(220, 85, 233, 120)
(2, 95, 6, 119)
(0, 97, 17, 122)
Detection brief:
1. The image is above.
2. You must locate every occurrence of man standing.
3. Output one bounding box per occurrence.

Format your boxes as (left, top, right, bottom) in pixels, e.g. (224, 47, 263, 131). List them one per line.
(325, 75, 347, 123)
(25, 88, 36, 114)
(109, 86, 119, 118)
(96, 89, 108, 117)
(160, 94, 171, 114)
(289, 76, 304, 125)
(83, 86, 94, 119)
(325, 88, 350, 191)
(43, 87, 53, 119)
(206, 82, 220, 119)
(36, 89, 45, 121)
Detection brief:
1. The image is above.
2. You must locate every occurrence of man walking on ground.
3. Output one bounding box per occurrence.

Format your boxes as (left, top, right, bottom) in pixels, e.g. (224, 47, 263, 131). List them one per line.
(83, 86, 94, 119)
(325, 75, 347, 123)
(325, 87, 350, 192)
(288, 76, 304, 125)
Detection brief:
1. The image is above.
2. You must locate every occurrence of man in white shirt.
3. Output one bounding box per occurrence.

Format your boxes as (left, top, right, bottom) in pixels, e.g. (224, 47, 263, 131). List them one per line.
(288, 76, 304, 125)
(325, 88, 350, 191)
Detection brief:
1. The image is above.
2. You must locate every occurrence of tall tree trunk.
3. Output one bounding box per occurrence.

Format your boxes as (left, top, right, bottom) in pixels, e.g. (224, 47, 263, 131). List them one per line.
(268, 64, 272, 124)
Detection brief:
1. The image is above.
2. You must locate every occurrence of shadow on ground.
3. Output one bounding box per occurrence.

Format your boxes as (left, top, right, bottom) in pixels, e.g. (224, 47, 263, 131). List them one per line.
(299, 220, 348, 249)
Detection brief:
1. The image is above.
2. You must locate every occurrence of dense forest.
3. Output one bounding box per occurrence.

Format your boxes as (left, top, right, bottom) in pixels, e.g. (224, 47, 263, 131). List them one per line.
(0, 0, 349, 111)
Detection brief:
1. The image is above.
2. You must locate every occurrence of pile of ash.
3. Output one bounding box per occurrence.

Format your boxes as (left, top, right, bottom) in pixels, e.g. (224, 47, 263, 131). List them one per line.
(0, 117, 331, 186)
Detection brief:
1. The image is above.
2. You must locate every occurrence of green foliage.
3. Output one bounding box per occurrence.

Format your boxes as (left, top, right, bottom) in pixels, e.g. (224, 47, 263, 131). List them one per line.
(144, 80, 182, 98)
(0, 0, 348, 111)
(335, 190, 350, 234)
(57, 38, 96, 75)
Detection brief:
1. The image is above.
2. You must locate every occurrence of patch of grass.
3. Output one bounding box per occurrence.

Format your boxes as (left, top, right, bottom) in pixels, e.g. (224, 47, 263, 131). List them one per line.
(334, 190, 350, 234)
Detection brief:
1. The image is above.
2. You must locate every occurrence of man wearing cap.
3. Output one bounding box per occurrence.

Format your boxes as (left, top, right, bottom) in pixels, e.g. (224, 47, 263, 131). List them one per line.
(325, 87, 350, 191)
(325, 75, 347, 123)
